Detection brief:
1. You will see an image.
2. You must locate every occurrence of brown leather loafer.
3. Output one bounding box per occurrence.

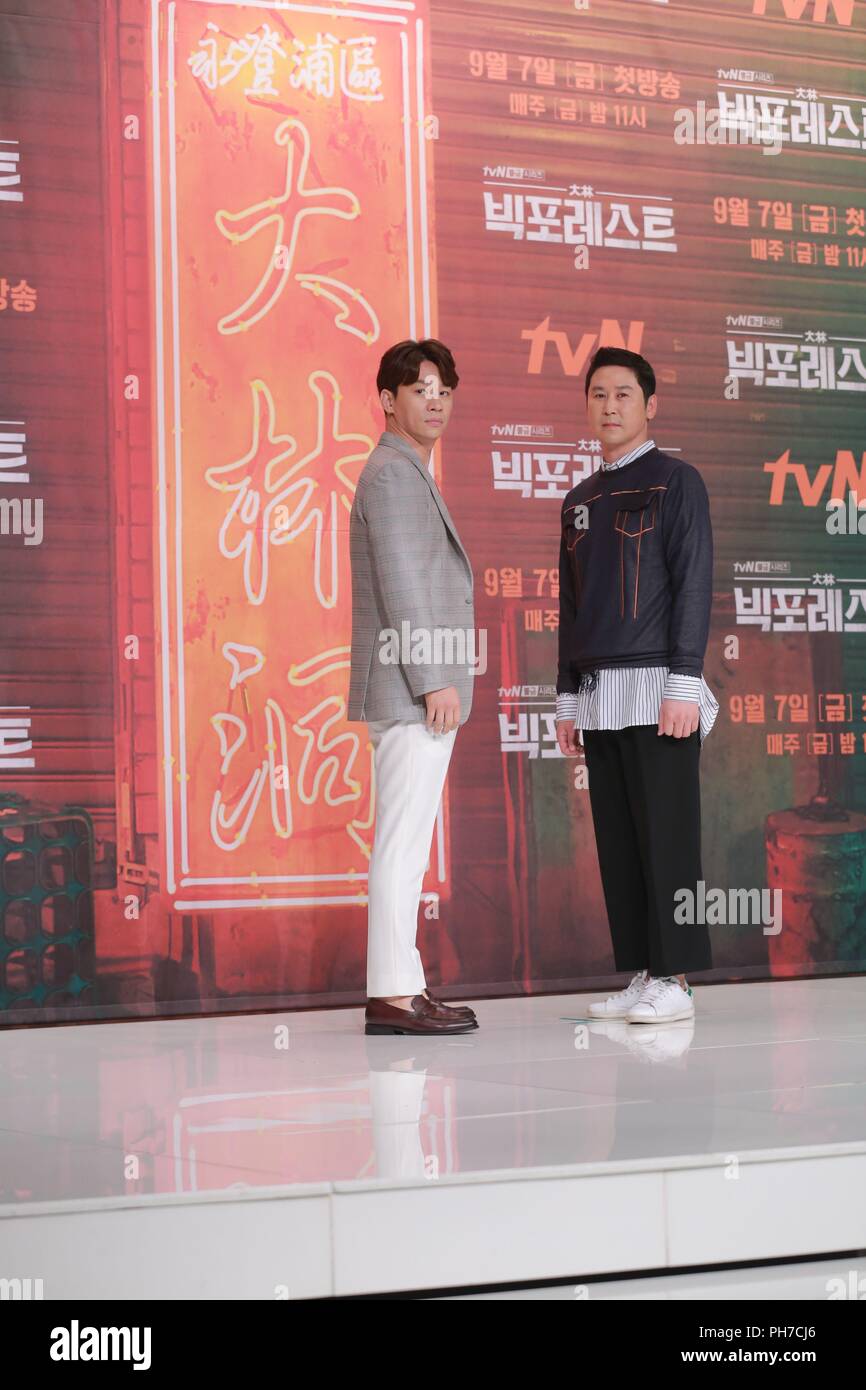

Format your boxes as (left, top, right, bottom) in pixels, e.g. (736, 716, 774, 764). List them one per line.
(365, 994, 478, 1035)
(423, 990, 476, 1022)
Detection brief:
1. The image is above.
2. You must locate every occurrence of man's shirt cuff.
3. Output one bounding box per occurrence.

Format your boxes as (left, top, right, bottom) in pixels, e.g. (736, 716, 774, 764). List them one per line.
(555, 692, 579, 723)
(663, 672, 701, 702)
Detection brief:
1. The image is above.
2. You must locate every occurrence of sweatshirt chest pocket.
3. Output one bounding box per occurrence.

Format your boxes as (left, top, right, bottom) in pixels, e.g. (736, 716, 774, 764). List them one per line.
(610, 487, 665, 620)
(612, 488, 661, 538)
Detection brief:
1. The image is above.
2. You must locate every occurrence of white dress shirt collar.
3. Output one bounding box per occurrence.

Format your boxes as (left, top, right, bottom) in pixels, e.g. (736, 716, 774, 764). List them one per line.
(601, 438, 656, 472)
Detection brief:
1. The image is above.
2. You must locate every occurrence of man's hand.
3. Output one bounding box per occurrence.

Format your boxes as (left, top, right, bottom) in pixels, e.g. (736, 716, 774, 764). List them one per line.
(424, 685, 460, 733)
(658, 697, 699, 738)
(556, 719, 581, 756)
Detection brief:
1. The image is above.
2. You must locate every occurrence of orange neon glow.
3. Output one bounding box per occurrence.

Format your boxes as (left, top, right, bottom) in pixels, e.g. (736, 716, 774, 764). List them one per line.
(147, 0, 448, 909)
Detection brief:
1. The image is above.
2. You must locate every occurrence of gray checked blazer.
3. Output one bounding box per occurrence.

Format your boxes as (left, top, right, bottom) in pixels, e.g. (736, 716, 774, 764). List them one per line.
(347, 430, 476, 725)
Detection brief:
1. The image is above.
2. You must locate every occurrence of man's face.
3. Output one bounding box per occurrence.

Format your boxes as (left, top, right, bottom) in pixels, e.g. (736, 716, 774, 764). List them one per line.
(382, 359, 454, 447)
(586, 366, 656, 457)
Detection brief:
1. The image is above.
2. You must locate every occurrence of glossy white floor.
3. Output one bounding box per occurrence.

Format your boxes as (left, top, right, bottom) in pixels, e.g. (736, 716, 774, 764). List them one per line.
(1, 977, 864, 1299)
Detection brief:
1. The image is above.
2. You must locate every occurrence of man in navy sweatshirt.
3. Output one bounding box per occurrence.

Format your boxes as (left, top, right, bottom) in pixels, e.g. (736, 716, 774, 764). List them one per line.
(556, 346, 719, 1024)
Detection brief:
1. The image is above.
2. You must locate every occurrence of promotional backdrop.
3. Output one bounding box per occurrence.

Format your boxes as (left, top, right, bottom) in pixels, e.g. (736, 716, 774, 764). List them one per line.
(1, 0, 865, 1026)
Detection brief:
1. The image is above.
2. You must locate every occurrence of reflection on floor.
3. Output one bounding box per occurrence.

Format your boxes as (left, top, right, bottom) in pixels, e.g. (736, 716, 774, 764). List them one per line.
(1, 977, 864, 1298)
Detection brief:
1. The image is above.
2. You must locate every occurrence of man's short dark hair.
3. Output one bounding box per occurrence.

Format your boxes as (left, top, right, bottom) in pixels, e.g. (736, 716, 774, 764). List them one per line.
(376, 338, 459, 396)
(585, 347, 655, 405)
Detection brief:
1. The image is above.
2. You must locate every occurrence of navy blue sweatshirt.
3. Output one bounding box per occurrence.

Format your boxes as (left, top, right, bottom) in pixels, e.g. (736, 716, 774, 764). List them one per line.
(557, 446, 713, 695)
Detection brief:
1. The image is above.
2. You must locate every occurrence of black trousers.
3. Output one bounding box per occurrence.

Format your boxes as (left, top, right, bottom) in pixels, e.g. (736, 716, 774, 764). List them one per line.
(582, 725, 713, 977)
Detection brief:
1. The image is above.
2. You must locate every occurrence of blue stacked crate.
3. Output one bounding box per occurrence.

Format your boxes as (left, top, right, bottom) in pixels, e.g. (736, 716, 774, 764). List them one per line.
(0, 793, 96, 1016)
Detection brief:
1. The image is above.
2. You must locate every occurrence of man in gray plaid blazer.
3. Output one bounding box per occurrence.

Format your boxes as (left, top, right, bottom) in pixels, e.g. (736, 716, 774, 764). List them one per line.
(348, 339, 479, 1036)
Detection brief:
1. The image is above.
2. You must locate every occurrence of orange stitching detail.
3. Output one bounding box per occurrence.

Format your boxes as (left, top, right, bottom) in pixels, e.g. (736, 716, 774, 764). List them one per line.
(614, 493, 658, 538)
(608, 485, 667, 496)
(564, 492, 603, 513)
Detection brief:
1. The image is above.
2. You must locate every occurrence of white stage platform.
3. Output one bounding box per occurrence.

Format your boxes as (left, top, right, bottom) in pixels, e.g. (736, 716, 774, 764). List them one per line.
(1, 977, 865, 1299)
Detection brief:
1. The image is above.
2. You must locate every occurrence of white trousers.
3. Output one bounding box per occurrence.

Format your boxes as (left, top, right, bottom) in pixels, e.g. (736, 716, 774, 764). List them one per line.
(366, 718, 458, 997)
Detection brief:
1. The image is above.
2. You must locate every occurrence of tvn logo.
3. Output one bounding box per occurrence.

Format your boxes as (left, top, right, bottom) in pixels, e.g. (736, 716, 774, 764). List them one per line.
(766, 450, 866, 508)
(522, 319, 644, 376)
(500, 685, 553, 698)
(733, 560, 792, 574)
(482, 165, 544, 180)
(718, 69, 774, 81)
(726, 314, 782, 328)
(491, 424, 553, 437)
(752, 0, 855, 24)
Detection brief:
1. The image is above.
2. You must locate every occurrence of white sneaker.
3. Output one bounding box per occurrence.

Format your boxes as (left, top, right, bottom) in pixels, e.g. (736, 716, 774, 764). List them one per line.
(626, 976, 695, 1023)
(588, 970, 649, 1018)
